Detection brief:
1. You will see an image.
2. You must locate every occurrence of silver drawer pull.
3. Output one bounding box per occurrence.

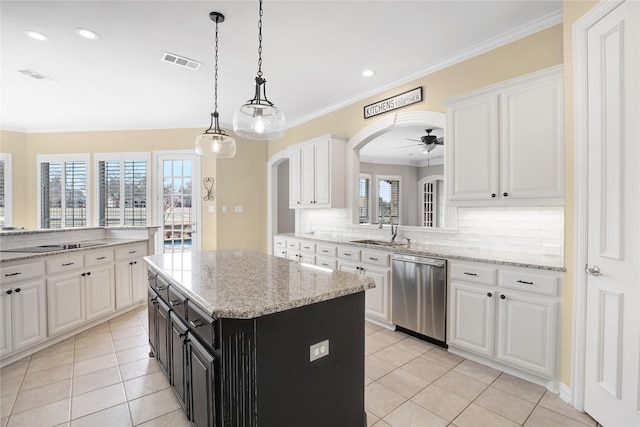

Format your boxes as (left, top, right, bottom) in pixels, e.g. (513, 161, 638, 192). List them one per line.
(368, 257, 378, 261)
(463, 272, 477, 276)
(189, 320, 203, 328)
(96, 256, 107, 260)
(322, 249, 329, 253)
(62, 262, 75, 266)
(129, 250, 137, 254)
(344, 253, 352, 256)
(321, 263, 329, 267)
(517, 280, 534, 285)
(4, 272, 21, 277)
(169, 300, 182, 307)
(156, 285, 167, 291)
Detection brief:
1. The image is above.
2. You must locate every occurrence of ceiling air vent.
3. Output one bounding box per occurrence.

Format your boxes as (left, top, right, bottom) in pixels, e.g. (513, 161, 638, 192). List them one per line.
(162, 52, 201, 70)
(18, 69, 58, 84)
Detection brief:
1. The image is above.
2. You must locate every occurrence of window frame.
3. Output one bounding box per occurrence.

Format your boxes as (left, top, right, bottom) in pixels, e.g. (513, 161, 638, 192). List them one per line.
(358, 173, 372, 225)
(37, 153, 90, 229)
(0, 153, 12, 227)
(94, 152, 151, 227)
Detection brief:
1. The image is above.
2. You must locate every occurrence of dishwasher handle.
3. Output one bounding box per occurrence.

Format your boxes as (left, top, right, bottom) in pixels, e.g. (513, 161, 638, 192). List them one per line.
(392, 255, 445, 268)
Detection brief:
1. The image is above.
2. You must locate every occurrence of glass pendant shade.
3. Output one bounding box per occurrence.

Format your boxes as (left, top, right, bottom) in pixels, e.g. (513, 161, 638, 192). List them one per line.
(196, 113, 236, 158)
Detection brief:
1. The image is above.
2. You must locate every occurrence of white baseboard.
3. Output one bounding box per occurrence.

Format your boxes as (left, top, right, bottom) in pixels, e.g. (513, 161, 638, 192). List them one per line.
(559, 382, 572, 404)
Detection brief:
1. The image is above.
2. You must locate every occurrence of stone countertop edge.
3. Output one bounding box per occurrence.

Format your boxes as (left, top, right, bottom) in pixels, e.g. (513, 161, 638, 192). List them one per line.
(281, 233, 566, 272)
(0, 238, 150, 263)
(0, 226, 160, 236)
(144, 250, 375, 319)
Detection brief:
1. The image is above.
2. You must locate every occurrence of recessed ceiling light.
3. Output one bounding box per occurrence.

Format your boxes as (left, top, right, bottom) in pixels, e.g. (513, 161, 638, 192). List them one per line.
(362, 69, 374, 77)
(25, 30, 49, 41)
(75, 27, 99, 40)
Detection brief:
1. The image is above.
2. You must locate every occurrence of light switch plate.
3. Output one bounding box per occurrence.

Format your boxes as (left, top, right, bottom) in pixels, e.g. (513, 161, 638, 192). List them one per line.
(208, 205, 215, 213)
(234, 206, 244, 213)
(221, 205, 227, 213)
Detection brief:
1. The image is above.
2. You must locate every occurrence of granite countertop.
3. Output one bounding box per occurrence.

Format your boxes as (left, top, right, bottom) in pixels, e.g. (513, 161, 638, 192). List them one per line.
(281, 233, 565, 272)
(144, 249, 375, 319)
(0, 238, 149, 263)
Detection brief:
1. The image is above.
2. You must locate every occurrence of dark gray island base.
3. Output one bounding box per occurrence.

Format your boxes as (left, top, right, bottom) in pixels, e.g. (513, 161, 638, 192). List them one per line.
(144, 250, 374, 427)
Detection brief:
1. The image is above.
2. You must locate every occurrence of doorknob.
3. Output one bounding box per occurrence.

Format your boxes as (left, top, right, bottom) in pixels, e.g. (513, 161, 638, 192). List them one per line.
(585, 264, 602, 276)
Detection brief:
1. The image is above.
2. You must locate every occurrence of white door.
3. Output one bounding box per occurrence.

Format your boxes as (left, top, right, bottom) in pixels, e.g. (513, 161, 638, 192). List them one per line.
(300, 144, 316, 205)
(155, 153, 201, 254)
(47, 274, 84, 336)
(0, 288, 13, 357)
(12, 280, 47, 351)
(84, 266, 115, 321)
(448, 282, 495, 357)
(584, 1, 640, 426)
(362, 267, 389, 322)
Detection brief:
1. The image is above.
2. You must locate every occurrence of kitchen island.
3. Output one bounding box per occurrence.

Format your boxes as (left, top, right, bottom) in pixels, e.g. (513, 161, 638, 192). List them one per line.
(144, 249, 374, 427)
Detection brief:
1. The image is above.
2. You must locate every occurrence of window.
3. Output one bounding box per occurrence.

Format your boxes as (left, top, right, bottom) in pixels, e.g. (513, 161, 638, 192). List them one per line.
(95, 153, 150, 226)
(38, 154, 89, 229)
(358, 174, 371, 224)
(0, 153, 12, 227)
(377, 176, 401, 225)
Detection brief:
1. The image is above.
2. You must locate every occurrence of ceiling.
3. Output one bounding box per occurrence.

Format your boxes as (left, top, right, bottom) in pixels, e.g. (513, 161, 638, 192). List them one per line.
(360, 126, 445, 167)
(1, 1, 561, 134)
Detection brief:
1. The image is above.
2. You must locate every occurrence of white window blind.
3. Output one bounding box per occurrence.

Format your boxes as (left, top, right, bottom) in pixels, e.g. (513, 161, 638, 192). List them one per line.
(358, 175, 371, 224)
(96, 153, 149, 226)
(38, 155, 89, 229)
(378, 177, 401, 225)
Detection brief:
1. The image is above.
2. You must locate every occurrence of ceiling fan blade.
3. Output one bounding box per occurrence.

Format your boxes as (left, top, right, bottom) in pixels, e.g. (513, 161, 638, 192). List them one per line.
(404, 138, 423, 143)
(395, 142, 423, 149)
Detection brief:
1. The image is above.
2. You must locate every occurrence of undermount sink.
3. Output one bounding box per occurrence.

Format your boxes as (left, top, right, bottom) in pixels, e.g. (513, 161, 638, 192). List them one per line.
(350, 239, 407, 247)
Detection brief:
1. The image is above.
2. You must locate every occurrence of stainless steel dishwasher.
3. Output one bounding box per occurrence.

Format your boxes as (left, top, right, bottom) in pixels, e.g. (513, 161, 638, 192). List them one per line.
(392, 253, 447, 346)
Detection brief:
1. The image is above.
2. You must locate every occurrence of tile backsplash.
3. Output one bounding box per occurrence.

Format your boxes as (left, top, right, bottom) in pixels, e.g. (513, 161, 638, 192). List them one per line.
(300, 206, 564, 257)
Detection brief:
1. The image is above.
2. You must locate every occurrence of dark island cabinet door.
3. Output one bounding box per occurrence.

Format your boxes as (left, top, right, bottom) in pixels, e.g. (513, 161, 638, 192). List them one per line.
(170, 312, 188, 412)
(188, 333, 216, 427)
(157, 298, 170, 376)
(147, 288, 158, 356)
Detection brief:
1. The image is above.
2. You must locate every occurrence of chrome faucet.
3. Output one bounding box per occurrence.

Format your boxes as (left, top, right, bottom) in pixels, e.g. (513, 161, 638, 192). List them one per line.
(390, 220, 398, 243)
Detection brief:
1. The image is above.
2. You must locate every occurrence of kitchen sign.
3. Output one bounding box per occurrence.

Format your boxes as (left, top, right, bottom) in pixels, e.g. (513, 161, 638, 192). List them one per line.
(363, 87, 423, 119)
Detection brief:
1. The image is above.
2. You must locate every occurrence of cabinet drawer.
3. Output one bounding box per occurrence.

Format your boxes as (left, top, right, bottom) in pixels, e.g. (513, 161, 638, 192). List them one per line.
(1, 261, 45, 285)
(316, 244, 337, 258)
(167, 286, 187, 318)
(299, 241, 316, 254)
(338, 247, 361, 261)
(115, 243, 147, 261)
(85, 249, 114, 267)
(273, 236, 287, 248)
(361, 250, 390, 268)
(186, 301, 217, 349)
(500, 270, 558, 296)
(47, 254, 84, 275)
(450, 263, 496, 286)
(286, 239, 300, 251)
(316, 257, 337, 269)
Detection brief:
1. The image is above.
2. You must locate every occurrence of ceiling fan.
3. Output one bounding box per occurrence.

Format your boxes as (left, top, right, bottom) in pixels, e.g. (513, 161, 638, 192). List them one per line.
(395, 129, 444, 152)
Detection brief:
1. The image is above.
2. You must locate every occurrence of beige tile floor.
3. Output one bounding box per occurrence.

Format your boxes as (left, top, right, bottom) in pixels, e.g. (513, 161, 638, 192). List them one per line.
(0, 308, 596, 427)
(364, 322, 597, 427)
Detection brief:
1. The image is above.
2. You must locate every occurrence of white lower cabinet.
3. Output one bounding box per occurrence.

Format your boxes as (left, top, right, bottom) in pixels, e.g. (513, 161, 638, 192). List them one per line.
(1, 279, 47, 358)
(115, 243, 148, 308)
(84, 265, 115, 321)
(448, 260, 560, 381)
(48, 271, 85, 336)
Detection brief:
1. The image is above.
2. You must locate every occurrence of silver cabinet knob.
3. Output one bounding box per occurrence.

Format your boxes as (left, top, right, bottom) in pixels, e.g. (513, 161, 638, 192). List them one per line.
(585, 265, 602, 276)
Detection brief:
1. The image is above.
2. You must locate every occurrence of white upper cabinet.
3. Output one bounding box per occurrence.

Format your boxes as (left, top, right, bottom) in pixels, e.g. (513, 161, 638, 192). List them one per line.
(288, 134, 346, 208)
(445, 66, 564, 206)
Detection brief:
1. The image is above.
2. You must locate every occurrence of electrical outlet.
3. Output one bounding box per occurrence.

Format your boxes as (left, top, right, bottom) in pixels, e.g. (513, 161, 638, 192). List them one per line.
(309, 339, 329, 362)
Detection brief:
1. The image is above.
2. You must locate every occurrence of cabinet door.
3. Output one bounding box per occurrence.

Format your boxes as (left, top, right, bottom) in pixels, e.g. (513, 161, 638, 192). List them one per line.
(500, 78, 564, 199)
(362, 266, 390, 323)
(0, 288, 13, 357)
(448, 282, 495, 357)
(313, 139, 330, 206)
(497, 292, 558, 378)
(188, 334, 216, 427)
(300, 143, 316, 205)
(148, 289, 158, 355)
(12, 280, 47, 351)
(115, 261, 133, 309)
(170, 313, 188, 412)
(47, 273, 85, 336)
(131, 259, 147, 302)
(338, 261, 359, 275)
(85, 266, 115, 321)
(447, 94, 500, 201)
(157, 298, 170, 376)
(288, 148, 301, 208)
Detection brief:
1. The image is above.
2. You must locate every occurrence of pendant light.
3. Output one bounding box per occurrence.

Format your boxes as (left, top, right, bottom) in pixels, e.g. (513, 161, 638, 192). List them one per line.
(195, 12, 236, 158)
(232, 0, 286, 140)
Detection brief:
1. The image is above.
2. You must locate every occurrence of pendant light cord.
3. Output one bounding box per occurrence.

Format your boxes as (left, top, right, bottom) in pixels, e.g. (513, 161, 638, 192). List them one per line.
(214, 16, 220, 115)
(257, 0, 263, 78)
